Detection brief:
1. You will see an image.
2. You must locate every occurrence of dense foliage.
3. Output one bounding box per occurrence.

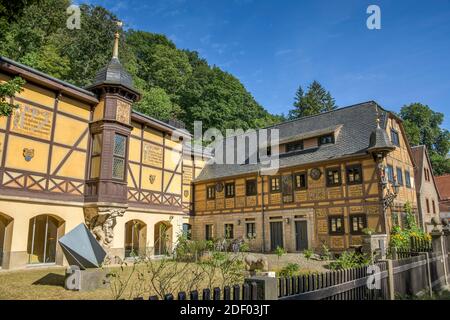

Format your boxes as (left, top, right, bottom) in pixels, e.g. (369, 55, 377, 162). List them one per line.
(399, 103, 450, 175)
(389, 202, 431, 249)
(288, 80, 337, 119)
(0, 0, 281, 133)
(0, 77, 26, 116)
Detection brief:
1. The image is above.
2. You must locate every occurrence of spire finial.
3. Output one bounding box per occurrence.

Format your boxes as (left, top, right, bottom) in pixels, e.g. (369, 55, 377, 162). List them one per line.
(112, 20, 123, 59)
(375, 105, 381, 128)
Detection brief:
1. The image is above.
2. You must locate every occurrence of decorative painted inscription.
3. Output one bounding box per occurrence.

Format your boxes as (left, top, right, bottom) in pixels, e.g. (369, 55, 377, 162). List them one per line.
(315, 208, 327, 218)
(331, 237, 345, 249)
(116, 100, 131, 124)
(317, 220, 328, 234)
(294, 191, 307, 202)
(366, 205, 379, 215)
(327, 187, 343, 199)
(247, 196, 257, 207)
(348, 185, 363, 197)
(143, 142, 163, 167)
(329, 207, 343, 215)
(12, 104, 53, 140)
(236, 196, 245, 207)
(308, 188, 326, 201)
(349, 206, 364, 213)
(183, 167, 193, 185)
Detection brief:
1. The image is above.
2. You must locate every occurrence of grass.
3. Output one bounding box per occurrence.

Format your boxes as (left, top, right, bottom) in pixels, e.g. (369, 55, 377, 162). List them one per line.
(0, 267, 113, 300)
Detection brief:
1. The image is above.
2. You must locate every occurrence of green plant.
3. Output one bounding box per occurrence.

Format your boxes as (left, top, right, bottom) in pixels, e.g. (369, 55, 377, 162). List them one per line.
(389, 201, 431, 250)
(274, 246, 286, 268)
(278, 263, 300, 277)
(320, 243, 332, 261)
(329, 251, 371, 270)
(303, 249, 314, 260)
(362, 228, 375, 235)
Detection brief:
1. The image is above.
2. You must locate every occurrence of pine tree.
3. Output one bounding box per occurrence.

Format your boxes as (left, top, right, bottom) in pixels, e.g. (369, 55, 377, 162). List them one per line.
(288, 80, 336, 119)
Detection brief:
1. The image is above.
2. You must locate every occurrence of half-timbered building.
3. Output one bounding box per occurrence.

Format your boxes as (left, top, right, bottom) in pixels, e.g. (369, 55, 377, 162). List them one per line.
(191, 102, 418, 252)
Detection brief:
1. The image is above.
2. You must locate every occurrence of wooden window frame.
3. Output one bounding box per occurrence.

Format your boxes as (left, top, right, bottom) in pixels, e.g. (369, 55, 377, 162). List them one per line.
(246, 222, 256, 239)
(328, 215, 345, 235)
(225, 182, 235, 198)
(326, 167, 342, 187)
(286, 140, 304, 153)
(270, 176, 281, 193)
(349, 214, 367, 235)
(206, 185, 216, 200)
(346, 164, 363, 185)
(246, 179, 257, 196)
(224, 224, 234, 239)
(319, 134, 335, 146)
(294, 172, 308, 190)
(205, 224, 214, 241)
(386, 165, 394, 183)
(405, 170, 411, 188)
(112, 133, 127, 181)
(391, 129, 400, 147)
(396, 167, 404, 186)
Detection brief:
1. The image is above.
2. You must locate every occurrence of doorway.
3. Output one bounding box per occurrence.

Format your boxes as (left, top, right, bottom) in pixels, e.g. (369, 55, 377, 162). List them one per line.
(270, 221, 283, 251)
(295, 221, 308, 251)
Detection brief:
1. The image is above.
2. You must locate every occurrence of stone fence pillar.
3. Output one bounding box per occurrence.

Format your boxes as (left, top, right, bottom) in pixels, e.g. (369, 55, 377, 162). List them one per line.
(244, 276, 278, 300)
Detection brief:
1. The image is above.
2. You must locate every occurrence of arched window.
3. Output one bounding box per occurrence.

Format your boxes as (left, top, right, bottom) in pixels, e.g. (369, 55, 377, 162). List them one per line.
(27, 215, 63, 265)
(124, 220, 147, 258)
(0, 214, 12, 268)
(154, 221, 173, 256)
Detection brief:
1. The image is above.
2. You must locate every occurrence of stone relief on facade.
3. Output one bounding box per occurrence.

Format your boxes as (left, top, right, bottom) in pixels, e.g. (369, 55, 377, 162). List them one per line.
(84, 207, 126, 264)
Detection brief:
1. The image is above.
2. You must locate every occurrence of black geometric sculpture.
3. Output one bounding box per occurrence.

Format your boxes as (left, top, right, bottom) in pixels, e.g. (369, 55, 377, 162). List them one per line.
(59, 224, 106, 270)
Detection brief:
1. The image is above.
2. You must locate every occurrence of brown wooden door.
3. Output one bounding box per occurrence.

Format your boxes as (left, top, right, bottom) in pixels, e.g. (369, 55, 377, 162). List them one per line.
(270, 222, 283, 251)
(295, 221, 308, 251)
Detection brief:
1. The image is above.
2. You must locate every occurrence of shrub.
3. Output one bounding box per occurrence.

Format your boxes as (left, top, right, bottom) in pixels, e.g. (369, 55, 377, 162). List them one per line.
(320, 243, 332, 261)
(303, 249, 314, 260)
(278, 263, 300, 277)
(389, 202, 431, 250)
(329, 251, 371, 270)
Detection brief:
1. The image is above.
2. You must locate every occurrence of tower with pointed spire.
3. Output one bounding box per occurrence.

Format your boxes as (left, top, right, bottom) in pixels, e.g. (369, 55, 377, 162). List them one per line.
(84, 22, 141, 251)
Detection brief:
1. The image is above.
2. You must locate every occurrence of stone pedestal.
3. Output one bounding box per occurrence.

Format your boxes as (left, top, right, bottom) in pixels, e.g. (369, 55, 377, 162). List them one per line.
(65, 265, 108, 292)
(431, 230, 444, 254)
(362, 234, 388, 261)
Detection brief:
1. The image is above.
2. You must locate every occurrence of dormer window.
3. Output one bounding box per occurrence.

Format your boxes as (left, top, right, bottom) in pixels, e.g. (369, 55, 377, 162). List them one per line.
(319, 134, 334, 146)
(391, 129, 400, 147)
(286, 140, 304, 152)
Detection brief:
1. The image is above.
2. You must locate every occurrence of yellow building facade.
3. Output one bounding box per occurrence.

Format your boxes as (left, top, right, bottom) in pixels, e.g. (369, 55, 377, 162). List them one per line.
(0, 53, 202, 269)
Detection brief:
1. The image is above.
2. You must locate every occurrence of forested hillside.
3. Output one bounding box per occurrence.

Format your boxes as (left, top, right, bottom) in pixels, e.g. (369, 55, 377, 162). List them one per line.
(0, 0, 282, 133)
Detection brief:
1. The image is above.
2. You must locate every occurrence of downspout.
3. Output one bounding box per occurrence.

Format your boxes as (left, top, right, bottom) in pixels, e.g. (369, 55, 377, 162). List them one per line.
(259, 171, 266, 253)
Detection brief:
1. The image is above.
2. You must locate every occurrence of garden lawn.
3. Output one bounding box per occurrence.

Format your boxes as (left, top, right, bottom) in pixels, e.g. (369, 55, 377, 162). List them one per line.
(0, 267, 113, 300)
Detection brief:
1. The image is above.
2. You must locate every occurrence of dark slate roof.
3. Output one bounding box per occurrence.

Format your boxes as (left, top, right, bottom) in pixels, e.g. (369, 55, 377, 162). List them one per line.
(87, 57, 136, 93)
(411, 145, 425, 190)
(195, 101, 391, 182)
(367, 126, 395, 154)
(0, 56, 96, 98)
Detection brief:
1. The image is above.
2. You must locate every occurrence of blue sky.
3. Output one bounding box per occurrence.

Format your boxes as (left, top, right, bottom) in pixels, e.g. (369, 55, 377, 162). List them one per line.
(81, 0, 450, 129)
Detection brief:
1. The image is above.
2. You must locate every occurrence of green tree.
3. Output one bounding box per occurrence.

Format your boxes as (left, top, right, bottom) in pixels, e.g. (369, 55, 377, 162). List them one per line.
(288, 81, 336, 119)
(134, 87, 182, 122)
(399, 103, 450, 175)
(0, 77, 26, 116)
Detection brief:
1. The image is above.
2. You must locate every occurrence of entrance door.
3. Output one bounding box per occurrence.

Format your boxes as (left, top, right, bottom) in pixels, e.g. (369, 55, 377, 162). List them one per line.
(295, 221, 308, 251)
(270, 222, 283, 251)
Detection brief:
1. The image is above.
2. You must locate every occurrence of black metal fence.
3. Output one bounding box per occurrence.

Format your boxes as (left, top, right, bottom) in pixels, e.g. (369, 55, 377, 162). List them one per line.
(133, 282, 259, 300)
